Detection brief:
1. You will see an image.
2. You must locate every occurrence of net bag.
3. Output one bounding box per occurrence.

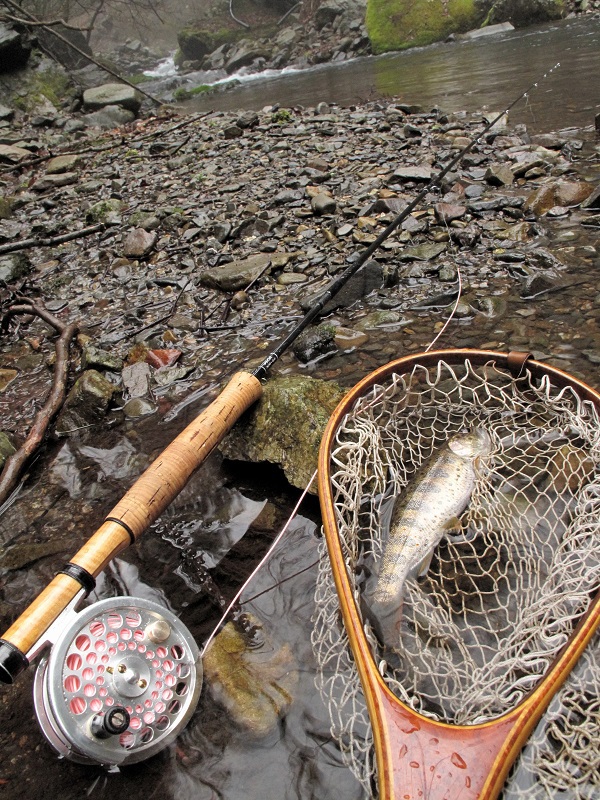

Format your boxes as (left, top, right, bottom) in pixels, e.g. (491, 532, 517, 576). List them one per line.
(312, 349, 600, 799)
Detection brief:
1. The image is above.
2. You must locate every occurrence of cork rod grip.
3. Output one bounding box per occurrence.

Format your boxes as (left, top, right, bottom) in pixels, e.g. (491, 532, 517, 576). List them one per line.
(0, 371, 262, 678)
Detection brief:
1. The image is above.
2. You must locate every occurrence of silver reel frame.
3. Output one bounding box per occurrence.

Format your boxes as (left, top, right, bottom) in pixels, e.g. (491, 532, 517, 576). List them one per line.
(33, 595, 202, 767)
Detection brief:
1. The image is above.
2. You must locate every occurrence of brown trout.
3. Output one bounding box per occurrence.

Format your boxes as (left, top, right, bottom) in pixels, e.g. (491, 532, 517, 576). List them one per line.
(368, 427, 491, 647)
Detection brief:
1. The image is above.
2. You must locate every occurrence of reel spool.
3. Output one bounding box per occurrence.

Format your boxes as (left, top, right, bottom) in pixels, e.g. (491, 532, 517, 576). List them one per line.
(33, 596, 202, 767)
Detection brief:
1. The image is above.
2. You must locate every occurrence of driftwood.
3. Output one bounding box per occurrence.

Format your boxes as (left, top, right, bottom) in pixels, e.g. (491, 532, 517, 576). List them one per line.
(0, 223, 106, 255)
(0, 301, 78, 507)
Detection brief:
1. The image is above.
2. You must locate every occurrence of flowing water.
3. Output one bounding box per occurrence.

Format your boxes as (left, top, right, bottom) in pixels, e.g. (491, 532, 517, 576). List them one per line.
(179, 16, 600, 133)
(0, 15, 599, 800)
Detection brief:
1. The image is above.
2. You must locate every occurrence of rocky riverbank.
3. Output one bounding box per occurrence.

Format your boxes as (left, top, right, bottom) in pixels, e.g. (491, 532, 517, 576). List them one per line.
(0, 94, 599, 487)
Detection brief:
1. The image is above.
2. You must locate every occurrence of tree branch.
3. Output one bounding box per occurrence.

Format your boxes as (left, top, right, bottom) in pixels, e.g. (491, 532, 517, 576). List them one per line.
(0, 223, 106, 256)
(0, 302, 79, 507)
(0, 11, 90, 31)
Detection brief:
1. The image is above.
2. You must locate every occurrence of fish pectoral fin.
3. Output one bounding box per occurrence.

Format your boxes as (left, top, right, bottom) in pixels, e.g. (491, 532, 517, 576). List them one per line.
(443, 516, 477, 544)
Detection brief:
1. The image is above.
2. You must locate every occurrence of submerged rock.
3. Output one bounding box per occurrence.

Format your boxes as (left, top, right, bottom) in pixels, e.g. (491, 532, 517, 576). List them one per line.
(55, 369, 115, 436)
(203, 614, 298, 736)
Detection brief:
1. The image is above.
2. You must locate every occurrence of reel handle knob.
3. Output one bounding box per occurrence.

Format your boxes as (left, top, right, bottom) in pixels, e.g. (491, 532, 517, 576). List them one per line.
(90, 706, 130, 740)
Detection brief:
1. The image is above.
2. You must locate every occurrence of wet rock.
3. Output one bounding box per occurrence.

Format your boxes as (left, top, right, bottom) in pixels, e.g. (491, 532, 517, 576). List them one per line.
(311, 193, 337, 215)
(389, 165, 433, 183)
(55, 369, 115, 436)
(457, 21, 514, 39)
(434, 202, 466, 223)
(334, 326, 369, 349)
(0, 539, 72, 571)
(46, 154, 82, 174)
(0, 143, 32, 162)
(399, 242, 446, 261)
(32, 172, 79, 192)
(145, 349, 181, 369)
(0, 22, 32, 71)
(84, 105, 136, 128)
(300, 260, 387, 314)
(87, 198, 123, 225)
(292, 324, 337, 363)
(475, 295, 507, 317)
(169, 314, 197, 331)
(81, 344, 123, 372)
(122, 228, 158, 258)
(581, 185, 600, 210)
(203, 615, 298, 736)
(122, 397, 157, 418)
(356, 310, 406, 329)
(122, 362, 151, 398)
(0, 253, 31, 282)
(524, 180, 594, 215)
(485, 164, 514, 186)
(520, 273, 562, 299)
(438, 264, 458, 282)
(83, 83, 143, 114)
(200, 253, 272, 291)
(230, 290, 249, 309)
(0, 430, 15, 469)
(221, 375, 344, 492)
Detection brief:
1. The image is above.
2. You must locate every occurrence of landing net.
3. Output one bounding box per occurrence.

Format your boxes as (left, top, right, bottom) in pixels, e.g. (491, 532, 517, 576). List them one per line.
(312, 355, 600, 797)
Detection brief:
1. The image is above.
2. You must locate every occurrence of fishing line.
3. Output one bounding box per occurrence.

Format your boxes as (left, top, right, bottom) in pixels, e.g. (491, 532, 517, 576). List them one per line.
(200, 469, 317, 658)
(240, 558, 322, 605)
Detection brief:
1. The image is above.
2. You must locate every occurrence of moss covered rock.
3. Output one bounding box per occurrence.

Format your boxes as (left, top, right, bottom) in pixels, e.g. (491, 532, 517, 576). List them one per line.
(366, 0, 480, 53)
(220, 375, 344, 493)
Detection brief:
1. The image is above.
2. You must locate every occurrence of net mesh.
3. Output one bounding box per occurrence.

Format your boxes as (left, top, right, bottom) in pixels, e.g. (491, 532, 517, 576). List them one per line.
(312, 356, 600, 798)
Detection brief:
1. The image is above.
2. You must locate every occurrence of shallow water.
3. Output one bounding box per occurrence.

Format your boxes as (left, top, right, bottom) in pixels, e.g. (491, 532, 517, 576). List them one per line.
(180, 17, 600, 134)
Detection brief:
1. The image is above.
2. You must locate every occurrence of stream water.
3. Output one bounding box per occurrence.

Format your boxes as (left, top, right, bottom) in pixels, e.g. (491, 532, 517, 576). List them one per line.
(175, 16, 600, 134)
(0, 15, 599, 800)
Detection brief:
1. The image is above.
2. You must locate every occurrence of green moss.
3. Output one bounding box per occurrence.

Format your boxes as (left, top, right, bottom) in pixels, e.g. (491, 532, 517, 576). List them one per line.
(126, 73, 152, 85)
(173, 81, 239, 102)
(173, 84, 212, 101)
(366, 0, 480, 53)
(271, 108, 293, 124)
(12, 61, 73, 111)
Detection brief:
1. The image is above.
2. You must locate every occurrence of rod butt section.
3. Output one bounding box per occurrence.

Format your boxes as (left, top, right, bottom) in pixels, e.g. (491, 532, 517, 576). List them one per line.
(0, 640, 29, 684)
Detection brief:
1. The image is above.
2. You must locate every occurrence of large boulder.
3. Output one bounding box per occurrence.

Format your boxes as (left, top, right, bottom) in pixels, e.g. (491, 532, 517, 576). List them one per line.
(176, 27, 241, 63)
(474, 0, 565, 27)
(0, 23, 32, 72)
(366, 0, 480, 52)
(83, 83, 143, 114)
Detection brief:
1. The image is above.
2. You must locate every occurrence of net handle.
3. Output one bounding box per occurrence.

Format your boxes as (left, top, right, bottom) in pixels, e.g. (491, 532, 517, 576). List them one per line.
(0, 371, 262, 683)
(317, 347, 600, 800)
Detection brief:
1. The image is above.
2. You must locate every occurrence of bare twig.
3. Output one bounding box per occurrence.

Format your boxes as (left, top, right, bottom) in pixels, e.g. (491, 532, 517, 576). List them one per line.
(0, 11, 90, 32)
(0, 302, 78, 506)
(0, 223, 106, 255)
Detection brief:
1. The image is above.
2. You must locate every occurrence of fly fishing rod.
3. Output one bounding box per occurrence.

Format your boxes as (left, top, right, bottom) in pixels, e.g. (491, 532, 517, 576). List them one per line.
(0, 66, 559, 768)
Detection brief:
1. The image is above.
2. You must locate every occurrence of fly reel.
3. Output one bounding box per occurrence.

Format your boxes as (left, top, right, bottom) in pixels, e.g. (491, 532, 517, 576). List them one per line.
(33, 596, 202, 767)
